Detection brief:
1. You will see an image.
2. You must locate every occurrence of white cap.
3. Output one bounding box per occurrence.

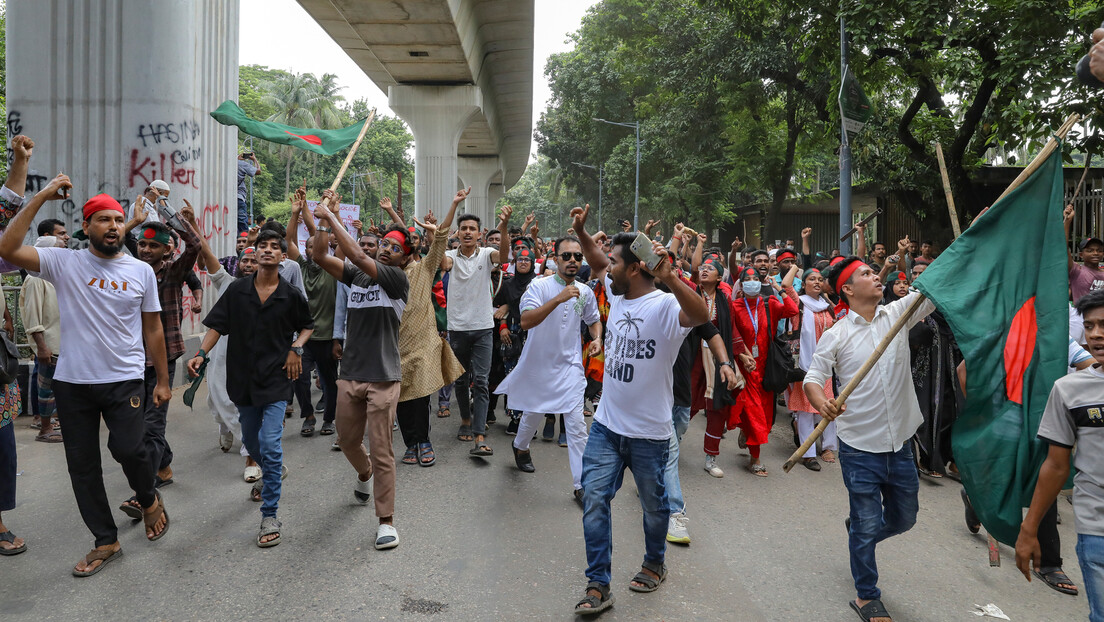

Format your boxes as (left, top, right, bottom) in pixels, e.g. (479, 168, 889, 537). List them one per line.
(151, 180, 170, 192)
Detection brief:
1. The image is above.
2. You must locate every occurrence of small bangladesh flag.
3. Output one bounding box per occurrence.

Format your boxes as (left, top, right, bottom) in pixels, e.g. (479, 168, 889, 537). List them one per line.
(210, 100, 369, 156)
(912, 147, 1068, 546)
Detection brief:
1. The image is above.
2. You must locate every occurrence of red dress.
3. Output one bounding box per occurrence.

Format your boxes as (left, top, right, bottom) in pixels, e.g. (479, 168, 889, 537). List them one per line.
(729, 286, 799, 446)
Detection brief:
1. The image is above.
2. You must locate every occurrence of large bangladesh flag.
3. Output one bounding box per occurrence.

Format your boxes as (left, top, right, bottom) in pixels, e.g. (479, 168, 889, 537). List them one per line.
(913, 148, 1068, 546)
(210, 101, 368, 156)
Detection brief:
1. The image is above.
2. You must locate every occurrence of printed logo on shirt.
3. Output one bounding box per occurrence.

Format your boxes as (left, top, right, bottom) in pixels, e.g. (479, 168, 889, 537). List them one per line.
(1093, 279, 1104, 291)
(604, 311, 656, 383)
(1072, 404, 1104, 427)
(87, 277, 131, 292)
(348, 283, 406, 318)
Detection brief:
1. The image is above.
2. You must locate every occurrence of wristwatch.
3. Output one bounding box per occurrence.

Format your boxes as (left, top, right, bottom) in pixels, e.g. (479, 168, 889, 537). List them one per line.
(719, 361, 735, 370)
(291, 346, 304, 356)
(317, 226, 332, 233)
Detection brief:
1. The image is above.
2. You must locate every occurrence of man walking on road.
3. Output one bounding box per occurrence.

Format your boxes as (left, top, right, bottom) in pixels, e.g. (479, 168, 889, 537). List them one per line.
(803, 256, 935, 622)
(0, 143, 171, 576)
(496, 236, 602, 500)
(187, 229, 314, 548)
(570, 205, 709, 616)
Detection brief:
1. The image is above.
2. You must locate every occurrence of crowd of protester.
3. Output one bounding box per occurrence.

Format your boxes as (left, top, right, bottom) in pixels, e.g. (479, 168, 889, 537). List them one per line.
(4, 132, 1104, 621)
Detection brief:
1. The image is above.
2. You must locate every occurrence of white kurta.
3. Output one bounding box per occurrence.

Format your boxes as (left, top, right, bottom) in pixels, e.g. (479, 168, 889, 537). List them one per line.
(205, 267, 247, 456)
(494, 275, 600, 413)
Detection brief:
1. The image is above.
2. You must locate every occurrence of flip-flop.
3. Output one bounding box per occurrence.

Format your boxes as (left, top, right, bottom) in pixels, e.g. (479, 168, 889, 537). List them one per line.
(119, 496, 143, 520)
(34, 430, 63, 443)
(0, 531, 27, 555)
(850, 598, 891, 622)
(144, 492, 169, 541)
(469, 443, 493, 457)
(437, 406, 450, 418)
(749, 463, 768, 477)
(72, 547, 123, 577)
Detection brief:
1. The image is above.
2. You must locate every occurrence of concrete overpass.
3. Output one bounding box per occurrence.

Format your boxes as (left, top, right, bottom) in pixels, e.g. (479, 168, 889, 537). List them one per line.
(296, 0, 535, 223)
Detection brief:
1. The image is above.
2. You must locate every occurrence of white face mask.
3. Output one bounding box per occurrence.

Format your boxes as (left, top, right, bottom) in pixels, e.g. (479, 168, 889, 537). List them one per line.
(742, 280, 762, 296)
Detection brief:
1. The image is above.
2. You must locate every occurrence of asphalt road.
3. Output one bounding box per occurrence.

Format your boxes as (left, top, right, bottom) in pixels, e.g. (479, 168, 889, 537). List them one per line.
(0, 385, 1089, 621)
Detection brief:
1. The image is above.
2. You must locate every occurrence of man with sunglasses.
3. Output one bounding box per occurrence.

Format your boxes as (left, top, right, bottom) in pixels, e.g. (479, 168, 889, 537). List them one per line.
(495, 237, 601, 502)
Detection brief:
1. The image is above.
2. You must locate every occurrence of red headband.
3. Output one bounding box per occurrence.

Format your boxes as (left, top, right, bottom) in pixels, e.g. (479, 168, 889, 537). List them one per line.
(776, 250, 797, 263)
(832, 260, 866, 316)
(82, 194, 125, 220)
(383, 230, 411, 254)
(829, 255, 846, 267)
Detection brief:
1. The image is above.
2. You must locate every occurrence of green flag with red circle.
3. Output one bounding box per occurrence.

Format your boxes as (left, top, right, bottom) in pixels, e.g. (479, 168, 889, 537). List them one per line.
(913, 148, 1068, 546)
(210, 100, 368, 156)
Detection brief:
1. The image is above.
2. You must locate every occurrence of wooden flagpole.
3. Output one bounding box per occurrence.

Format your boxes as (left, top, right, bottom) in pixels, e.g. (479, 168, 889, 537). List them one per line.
(317, 109, 376, 211)
(783, 112, 1081, 474)
(934, 142, 962, 238)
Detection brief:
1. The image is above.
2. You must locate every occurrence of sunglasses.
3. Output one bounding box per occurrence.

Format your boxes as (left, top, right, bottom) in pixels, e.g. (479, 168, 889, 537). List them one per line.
(559, 252, 584, 262)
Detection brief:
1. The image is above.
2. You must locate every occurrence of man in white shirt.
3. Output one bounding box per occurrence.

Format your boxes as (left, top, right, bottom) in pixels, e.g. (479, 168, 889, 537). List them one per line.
(571, 205, 708, 616)
(0, 161, 172, 577)
(129, 179, 170, 225)
(441, 207, 512, 456)
(803, 256, 935, 622)
(496, 237, 602, 498)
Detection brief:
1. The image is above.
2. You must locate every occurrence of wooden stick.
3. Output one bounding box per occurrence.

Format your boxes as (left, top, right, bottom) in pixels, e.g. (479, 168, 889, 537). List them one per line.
(318, 109, 376, 210)
(934, 142, 962, 238)
(783, 294, 930, 472)
(839, 207, 884, 242)
(994, 113, 1080, 205)
(1074, 154, 1094, 199)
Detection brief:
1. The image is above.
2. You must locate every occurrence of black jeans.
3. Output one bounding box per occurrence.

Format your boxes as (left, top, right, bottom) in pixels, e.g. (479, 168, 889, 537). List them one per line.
(143, 364, 176, 473)
(397, 395, 431, 447)
(54, 379, 156, 547)
(294, 340, 338, 422)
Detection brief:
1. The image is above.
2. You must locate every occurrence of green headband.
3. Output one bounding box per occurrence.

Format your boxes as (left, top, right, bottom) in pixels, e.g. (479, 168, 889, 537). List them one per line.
(140, 225, 171, 246)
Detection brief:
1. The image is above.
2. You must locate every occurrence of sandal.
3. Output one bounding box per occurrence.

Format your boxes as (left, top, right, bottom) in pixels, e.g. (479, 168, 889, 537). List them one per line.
(401, 446, 418, 465)
(300, 416, 316, 437)
(821, 449, 836, 463)
(144, 492, 169, 541)
(35, 429, 63, 443)
(749, 463, 768, 477)
(628, 560, 667, 593)
(469, 443, 493, 457)
(850, 598, 891, 622)
(257, 516, 282, 548)
(417, 442, 436, 467)
(72, 546, 123, 577)
(574, 581, 615, 616)
(119, 496, 143, 520)
(1032, 567, 1079, 596)
(437, 405, 450, 418)
(249, 465, 289, 502)
(0, 530, 27, 556)
(457, 422, 473, 442)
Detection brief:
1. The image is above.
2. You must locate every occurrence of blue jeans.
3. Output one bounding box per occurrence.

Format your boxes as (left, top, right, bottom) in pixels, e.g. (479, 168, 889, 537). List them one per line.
(664, 405, 691, 514)
(1078, 534, 1104, 622)
(449, 328, 493, 437)
(581, 421, 670, 586)
(238, 401, 286, 518)
(838, 440, 919, 600)
(237, 198, 249, 234)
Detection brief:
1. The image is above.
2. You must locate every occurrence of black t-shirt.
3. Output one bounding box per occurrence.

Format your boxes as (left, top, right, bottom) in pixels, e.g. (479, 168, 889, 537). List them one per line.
(203, 274, 314, 407)
(672, 321, 721, 408)
(340, 262, 409, 383)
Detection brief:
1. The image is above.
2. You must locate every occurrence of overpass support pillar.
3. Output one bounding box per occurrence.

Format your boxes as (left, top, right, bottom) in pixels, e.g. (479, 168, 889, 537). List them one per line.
(389, 85, 482, 219)
(458, 156, 502, 225)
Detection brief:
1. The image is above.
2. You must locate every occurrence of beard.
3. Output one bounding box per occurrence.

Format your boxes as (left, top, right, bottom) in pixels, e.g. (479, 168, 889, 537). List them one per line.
(609, 273, 629, 296)
(90, 235, 123, 256)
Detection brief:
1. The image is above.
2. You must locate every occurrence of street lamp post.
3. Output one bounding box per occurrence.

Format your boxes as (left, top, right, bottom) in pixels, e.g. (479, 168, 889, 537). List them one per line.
(572, 161, 603, 232)
(593, 118, 640, 231)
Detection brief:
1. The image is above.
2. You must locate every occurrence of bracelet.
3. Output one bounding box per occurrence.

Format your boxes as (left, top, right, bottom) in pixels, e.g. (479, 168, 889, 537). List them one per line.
(195, 349, 207, 360)
(719, 361, 735, 369)
(499, 323, 508, 332)
(317, 226, 332, 233)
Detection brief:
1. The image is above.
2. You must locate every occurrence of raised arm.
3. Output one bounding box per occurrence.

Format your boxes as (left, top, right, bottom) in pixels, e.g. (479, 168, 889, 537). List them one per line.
(180, 203, 220, 274)
(1065, 204, 1076, 271)
(5, 135, 33, 198)
(315, 199, 376, 279)
(380, 197, 404, 226)
(653, 243, 709, 327)
(691, 232, 706, 276)
(572, 204, 608, 274)
(0, 174, 71, 272)
(286, 185, 308, 261)
(490, 205, 513, 267)
(855, 223, 867, 260)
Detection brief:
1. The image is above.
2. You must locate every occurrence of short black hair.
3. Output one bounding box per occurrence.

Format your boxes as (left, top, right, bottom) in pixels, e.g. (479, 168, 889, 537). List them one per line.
(1076, 289, 1104, 316)
(922, 240, 933, 246)
(873, 241, 886, 249)
(826, 255, 864, 305)
(360, 232, 379, 242)
(259, 219, 286, 238)
(382, 224, 414, 255)
(255, 229, 288, 253)
(457, 213, 481, 228)
(554, 236, 580, 255)
(609, 232, 653, 280)
(748, 249, 769, 261)
(37, 219, 64, 237)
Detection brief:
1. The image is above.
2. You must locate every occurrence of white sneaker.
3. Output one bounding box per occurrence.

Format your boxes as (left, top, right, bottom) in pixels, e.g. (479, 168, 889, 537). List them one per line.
(666, 512, 691, 544)
(354, 474, 372, 505)
(219, 431, 234, 452)
(704, 455, 724, 478)
(375, 523, 399, 550)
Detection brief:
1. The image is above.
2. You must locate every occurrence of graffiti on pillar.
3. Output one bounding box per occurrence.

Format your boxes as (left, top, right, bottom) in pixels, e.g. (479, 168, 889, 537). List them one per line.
(197, 203, 230, 242)
(129, 120, 201, 189)
(6, 111, 22, 168)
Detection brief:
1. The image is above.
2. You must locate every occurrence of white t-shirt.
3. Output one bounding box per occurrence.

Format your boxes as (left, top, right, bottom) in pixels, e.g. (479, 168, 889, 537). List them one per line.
(495, 275, 599, 413)
(33, 247, 161, 383)
(128, 196, 161, 224)
(594, 275, 691, 440)
(445, 246, 495, 331)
